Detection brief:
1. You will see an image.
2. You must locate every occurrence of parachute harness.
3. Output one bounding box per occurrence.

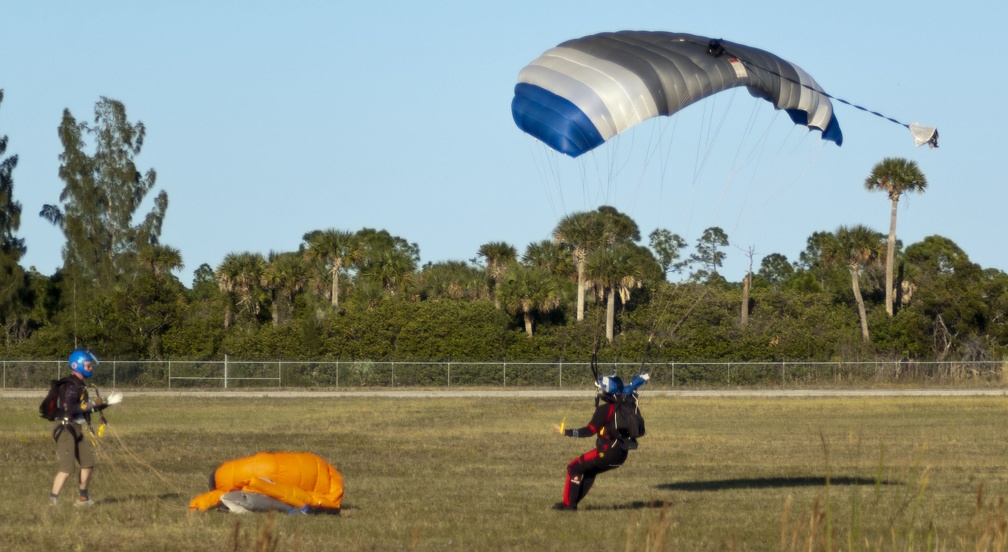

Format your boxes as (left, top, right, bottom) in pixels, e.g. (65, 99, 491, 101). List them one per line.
(705, 38, 938, 148)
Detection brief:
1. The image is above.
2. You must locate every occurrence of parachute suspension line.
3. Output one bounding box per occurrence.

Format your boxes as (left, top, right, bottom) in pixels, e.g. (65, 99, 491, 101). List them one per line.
(524, 137, 565, 219)
(635, 116, 677, 221)
(684, 93, 736, 239)
(725, 100, 786, 237)
(91, 424, 186, 505)
(706, 38, 939, 148)
(652, 116, 679, 229)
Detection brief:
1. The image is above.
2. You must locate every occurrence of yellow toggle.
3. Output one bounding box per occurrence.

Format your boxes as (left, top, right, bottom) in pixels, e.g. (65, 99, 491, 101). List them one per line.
(97, 423, 106, 438)
(559, 417, 566, 435)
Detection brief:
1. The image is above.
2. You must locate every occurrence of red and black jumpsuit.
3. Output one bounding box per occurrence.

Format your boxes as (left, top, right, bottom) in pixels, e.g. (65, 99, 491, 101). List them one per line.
(560, 397, 628, 509)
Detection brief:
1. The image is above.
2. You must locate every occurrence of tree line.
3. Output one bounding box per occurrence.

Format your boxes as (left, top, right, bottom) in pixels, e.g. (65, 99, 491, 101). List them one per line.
(1, 95, 1005, 362)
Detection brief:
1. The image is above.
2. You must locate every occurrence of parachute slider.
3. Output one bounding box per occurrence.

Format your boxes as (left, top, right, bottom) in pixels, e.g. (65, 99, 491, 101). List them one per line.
(909, 124, 938, 148)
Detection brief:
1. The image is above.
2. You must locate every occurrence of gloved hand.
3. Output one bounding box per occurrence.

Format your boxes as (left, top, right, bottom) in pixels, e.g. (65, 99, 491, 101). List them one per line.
(92, 396, 105, 407)
(107, 392, 123, 405)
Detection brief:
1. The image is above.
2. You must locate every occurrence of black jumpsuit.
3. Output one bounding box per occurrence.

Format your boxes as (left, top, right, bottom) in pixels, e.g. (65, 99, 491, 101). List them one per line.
(559, 397, 629, 509)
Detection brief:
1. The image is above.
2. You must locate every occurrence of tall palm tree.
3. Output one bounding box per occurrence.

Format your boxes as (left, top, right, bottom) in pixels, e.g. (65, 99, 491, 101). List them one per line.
(302, 229, 359, 310)
(497, 265, 562, 338)
(585, 243, 641, 343)
(864, 157, 927, 316)
(821, 225, 885, 342)
(553, 211, 605, 322)
(477, 241, 517, 309)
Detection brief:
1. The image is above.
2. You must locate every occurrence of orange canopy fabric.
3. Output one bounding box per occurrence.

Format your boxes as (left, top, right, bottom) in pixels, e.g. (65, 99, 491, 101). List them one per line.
(189, 452, 343, 511)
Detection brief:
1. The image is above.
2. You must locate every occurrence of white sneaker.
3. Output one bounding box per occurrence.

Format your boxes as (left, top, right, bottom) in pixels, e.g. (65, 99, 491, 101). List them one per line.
(74, 497, 94, 507)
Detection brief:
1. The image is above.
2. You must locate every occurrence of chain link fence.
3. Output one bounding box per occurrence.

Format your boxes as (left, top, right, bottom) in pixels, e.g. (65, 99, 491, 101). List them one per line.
(2, 359, 1006, 389)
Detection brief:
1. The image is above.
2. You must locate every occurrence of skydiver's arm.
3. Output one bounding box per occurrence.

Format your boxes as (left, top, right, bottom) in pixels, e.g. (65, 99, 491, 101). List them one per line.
(562, 404, 612, 437)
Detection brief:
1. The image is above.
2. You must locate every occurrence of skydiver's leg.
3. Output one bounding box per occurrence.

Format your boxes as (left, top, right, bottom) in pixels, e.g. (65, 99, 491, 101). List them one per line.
(79, 468, 93, 495)
(77, 433, 96, 499)
(51, 423, 77, 500)
(51, 471, 70, 497)
(562, 449, 607, 509)
(579, 473, 596, 501)
(565, 446, 630, 508)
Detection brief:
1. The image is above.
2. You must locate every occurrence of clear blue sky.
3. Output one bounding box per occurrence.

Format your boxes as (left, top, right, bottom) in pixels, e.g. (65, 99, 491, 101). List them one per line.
(2, 2, 1000, 285)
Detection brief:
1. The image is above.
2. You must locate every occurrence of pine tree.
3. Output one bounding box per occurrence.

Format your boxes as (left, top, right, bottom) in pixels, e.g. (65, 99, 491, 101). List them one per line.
(41, 97, 168, 290)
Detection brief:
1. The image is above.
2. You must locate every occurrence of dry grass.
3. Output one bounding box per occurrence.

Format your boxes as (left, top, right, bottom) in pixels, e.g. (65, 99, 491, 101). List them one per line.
(0, 393, 1006, 550)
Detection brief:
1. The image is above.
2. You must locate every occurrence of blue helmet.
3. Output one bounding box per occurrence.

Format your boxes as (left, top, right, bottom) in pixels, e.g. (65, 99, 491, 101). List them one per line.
(597, 375, 624, 396)
(68, 349, 98, 378)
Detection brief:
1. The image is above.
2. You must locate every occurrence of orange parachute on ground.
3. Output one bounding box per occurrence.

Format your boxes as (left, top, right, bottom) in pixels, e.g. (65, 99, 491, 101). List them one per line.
(189, 452, 343, 514)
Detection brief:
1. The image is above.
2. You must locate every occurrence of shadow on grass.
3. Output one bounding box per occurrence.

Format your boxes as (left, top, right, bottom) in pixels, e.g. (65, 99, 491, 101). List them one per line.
(100, 492, 187, 504)
(581, 499, 673, 511)
(655, 475, 899, 492)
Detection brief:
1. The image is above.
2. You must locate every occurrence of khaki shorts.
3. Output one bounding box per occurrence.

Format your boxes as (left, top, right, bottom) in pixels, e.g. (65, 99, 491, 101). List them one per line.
(53, 421, 95, 472)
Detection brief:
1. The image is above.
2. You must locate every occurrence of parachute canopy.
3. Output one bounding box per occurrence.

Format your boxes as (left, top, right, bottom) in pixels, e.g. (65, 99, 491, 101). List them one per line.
(512, 31, 842, 157)
(189, 452, 343, 514)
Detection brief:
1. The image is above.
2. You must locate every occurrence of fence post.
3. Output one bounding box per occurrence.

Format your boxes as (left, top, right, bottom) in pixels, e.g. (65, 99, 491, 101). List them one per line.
(447, 361, 451, 388)
(278, 361, 282, 388)
(559, 361, 562, 388)
(391, 361, 395, 387)
(224, 355, 228, 389)
(503, 361, 506, 387)
(168, 360, 171, 389)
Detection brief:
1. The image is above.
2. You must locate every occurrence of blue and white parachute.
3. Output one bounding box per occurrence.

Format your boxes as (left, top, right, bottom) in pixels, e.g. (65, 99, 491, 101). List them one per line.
(512, 31, 844, 157)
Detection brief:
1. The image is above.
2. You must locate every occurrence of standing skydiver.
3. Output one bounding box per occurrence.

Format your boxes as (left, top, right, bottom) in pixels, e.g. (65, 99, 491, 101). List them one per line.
(551, 372, 648, 511)
(47, 349, 122, 507)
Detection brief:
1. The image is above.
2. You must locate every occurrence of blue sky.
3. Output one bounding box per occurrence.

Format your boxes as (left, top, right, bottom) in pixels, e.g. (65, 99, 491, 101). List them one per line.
(2, 2, 1000, 285)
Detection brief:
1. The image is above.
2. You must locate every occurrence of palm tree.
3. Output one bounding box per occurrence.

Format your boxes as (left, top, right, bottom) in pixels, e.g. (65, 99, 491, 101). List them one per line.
(821, 225, 885, 342)
(261, 252, 309, 325)
(585, 244, 642, 343)
(553, 211, 605, 322)
(522, 239, 573, 279)
(302, 229, 359, 310)
(864, 157, 927, 316)
(417, 261, 487, 301)
(216, 251, 267, 328)
(360, 248, 415, 297)
(137, 243, 183, 279)
(477, 241, 517, 309)
(497, 265, 562, 337)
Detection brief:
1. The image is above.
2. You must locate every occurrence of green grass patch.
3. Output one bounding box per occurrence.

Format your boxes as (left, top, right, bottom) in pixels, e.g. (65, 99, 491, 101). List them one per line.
(1, 394, 1006, 550)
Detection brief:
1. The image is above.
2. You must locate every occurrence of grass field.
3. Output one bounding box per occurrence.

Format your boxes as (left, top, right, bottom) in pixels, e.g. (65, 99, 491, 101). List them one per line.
(1, 391, 1006, 551)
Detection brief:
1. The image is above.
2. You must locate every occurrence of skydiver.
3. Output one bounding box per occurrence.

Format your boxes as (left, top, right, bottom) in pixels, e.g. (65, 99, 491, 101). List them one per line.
(551, 373, 648, 511)
(48, 349, 121, 507)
